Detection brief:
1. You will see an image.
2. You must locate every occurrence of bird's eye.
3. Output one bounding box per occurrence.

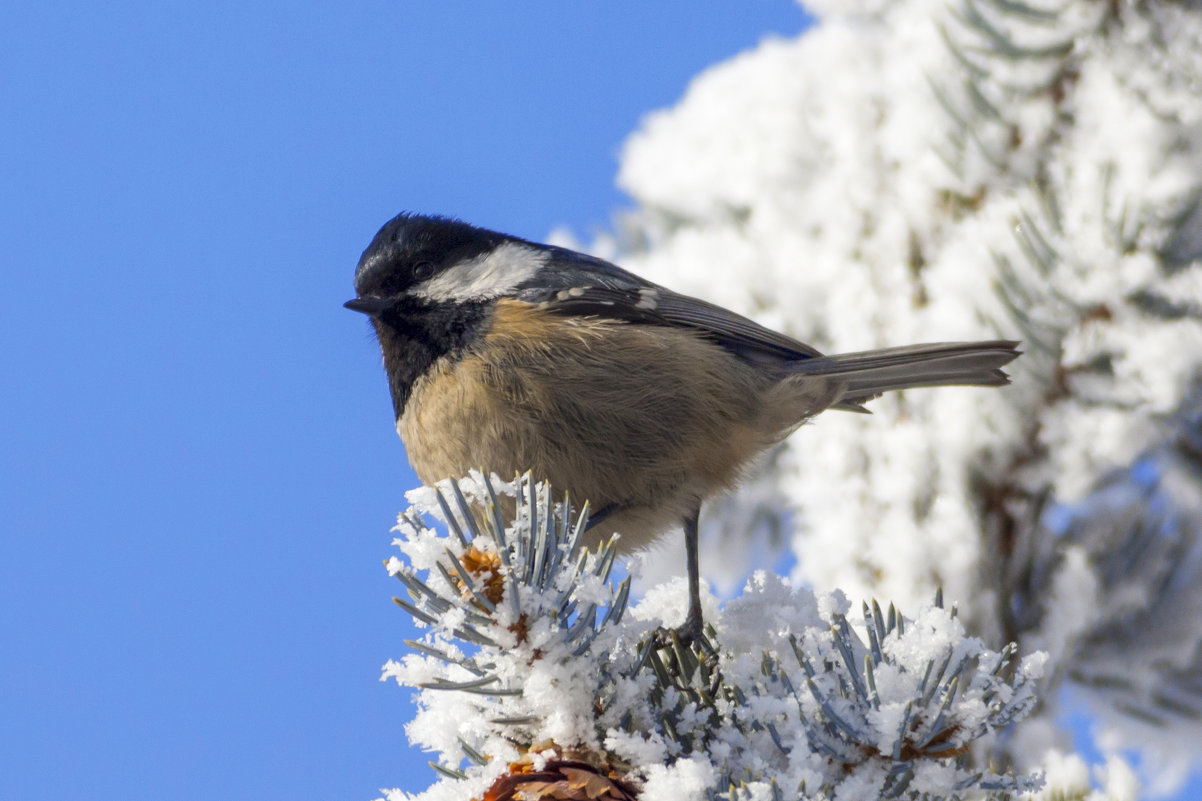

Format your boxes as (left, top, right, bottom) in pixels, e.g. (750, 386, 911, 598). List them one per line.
(413, 261, 436, 280)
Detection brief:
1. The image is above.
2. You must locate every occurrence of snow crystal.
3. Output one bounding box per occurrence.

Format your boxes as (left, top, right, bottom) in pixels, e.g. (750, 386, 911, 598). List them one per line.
(638, 757, 716, 801)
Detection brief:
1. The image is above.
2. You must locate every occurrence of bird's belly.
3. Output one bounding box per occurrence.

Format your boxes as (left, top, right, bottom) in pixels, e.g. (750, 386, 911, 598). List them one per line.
(398, 303, 778, 550)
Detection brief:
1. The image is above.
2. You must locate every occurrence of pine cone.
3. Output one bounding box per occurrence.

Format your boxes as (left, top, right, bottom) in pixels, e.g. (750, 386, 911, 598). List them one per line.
(481, 760, 638, 801)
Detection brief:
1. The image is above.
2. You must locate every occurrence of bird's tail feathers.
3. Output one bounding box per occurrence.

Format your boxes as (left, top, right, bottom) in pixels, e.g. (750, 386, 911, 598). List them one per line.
(790, 340, 1021, 411)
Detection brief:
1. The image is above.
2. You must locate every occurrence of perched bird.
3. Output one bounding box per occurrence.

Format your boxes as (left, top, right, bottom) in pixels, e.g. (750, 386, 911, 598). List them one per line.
(346, 213, 1019, 641)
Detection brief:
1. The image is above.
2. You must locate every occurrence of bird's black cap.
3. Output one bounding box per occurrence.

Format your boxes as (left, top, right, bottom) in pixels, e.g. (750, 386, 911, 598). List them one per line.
(350, 213, 508, 302)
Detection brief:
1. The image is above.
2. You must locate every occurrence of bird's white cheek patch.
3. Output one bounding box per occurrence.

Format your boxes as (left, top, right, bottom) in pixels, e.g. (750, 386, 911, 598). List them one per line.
(414, 242, 548, 302)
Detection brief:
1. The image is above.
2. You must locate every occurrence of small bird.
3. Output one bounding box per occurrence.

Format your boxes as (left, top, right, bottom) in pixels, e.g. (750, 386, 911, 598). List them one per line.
(347, 213, 1019, 642)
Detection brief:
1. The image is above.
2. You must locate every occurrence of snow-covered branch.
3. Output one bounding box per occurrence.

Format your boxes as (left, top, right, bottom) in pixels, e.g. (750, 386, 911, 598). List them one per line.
(378, 475, 1044, 801)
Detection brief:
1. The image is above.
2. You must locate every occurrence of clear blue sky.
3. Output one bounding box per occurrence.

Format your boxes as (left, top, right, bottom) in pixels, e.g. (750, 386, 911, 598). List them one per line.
(0, 2, 809, 798)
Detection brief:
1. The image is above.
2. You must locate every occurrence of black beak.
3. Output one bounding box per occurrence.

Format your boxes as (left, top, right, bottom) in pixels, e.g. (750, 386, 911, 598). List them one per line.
(344, 296, 393, 316)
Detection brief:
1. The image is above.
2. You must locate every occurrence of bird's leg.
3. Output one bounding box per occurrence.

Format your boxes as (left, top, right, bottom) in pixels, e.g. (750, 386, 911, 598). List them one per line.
(674, 508, 717, 659)
(681, 508, 704, 638)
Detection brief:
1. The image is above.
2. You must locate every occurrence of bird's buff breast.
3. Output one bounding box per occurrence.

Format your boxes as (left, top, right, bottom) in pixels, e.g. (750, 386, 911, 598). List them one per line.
(397, 300, 776, 547)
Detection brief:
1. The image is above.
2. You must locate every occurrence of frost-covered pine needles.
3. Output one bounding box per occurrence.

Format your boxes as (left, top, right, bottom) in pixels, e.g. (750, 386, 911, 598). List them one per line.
(379, 473, 1045, 801)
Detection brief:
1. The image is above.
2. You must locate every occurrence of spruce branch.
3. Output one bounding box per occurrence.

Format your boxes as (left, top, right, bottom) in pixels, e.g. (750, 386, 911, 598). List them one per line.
(1053, 383, 1202, 726)
(379, 475, 1046, 800)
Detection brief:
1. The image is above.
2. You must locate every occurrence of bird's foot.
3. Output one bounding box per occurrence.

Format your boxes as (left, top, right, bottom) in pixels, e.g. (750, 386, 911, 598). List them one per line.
(668, 611, 719, 668)
(633, 619, 722, 698)
(635, 629, 720, 696)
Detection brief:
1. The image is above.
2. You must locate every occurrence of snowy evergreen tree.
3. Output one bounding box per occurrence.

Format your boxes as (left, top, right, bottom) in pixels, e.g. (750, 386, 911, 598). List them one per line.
(377, 1, 1202, 798)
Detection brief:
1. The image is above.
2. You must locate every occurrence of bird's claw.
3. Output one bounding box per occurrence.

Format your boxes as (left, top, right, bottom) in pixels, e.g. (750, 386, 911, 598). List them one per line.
(663, 615, 720, 668)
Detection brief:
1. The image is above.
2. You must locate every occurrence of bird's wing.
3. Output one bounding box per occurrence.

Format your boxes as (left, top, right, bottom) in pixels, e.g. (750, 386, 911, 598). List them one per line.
(514, 250, 822, 363)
